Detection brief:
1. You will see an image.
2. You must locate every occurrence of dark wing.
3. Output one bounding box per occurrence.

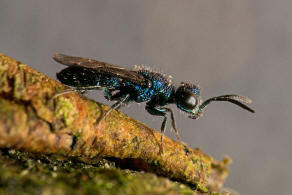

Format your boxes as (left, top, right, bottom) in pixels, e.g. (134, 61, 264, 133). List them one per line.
(53, 53, 146, 86)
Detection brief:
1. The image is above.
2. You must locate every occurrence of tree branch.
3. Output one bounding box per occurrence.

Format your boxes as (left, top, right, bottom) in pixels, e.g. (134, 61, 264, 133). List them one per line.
(0, 53, 229, 193)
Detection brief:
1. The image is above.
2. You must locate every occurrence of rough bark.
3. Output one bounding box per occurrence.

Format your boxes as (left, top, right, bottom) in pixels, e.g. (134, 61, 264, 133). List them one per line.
(0, 53, 229, 193)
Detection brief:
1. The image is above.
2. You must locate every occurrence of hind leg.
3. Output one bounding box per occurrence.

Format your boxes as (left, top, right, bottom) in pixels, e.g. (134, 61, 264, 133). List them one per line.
(52, 86, 102, 99)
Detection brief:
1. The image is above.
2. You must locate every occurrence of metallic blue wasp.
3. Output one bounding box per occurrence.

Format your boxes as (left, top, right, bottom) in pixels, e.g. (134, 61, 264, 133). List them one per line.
(53, 53, 255, 151)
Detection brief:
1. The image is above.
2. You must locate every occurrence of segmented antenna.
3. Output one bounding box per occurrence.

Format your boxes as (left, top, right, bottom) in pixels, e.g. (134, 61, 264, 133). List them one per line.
(189, 94, 254, 119)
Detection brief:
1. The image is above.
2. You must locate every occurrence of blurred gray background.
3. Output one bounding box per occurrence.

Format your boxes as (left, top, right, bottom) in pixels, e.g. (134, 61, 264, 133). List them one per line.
(1, 1, 291, 194)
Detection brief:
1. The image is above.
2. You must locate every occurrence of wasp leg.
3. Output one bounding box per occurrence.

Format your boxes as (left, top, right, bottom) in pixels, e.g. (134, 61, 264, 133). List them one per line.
(52, 86, 102, 99)
(104, 89, 113, 101)
(103, 89, 129, 111)
(103, 94, 129, 118)
(52, 88, 77, 99)
(145, 106, 181, 153)
(96, 93, 130, 126)
(103, 88, 123, 101)
(145, 105, 169, 153)
(162, 107, 181, 142)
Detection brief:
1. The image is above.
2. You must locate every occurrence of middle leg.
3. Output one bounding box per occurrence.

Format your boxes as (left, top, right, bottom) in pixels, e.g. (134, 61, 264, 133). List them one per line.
(96, 92, 131, 125)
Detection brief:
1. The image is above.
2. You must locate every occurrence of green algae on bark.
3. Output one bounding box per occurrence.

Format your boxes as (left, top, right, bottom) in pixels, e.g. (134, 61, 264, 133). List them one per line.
(0, 53, 229, 193)
(0, 149, 204, 195)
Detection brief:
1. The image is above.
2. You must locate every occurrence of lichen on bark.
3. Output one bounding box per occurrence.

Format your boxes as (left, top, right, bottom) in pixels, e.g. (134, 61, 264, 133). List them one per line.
(0, 53, 230, 194)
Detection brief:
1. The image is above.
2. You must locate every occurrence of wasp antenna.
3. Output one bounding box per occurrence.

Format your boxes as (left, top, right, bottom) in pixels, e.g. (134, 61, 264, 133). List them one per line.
(199, 94, 255, 113)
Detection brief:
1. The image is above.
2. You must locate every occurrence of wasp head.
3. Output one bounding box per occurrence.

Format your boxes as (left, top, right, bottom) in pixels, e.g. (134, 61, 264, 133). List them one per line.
(175, 82, 202, 118)
(175, 82, 255, 119)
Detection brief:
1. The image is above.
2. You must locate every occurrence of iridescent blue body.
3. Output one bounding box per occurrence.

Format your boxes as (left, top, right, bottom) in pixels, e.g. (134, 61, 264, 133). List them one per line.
(54, 53, 254, 152)
(57, 65, 175, 107)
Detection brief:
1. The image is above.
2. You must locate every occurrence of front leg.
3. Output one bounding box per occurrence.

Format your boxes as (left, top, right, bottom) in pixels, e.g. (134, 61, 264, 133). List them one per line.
(145, 105, 180, 153)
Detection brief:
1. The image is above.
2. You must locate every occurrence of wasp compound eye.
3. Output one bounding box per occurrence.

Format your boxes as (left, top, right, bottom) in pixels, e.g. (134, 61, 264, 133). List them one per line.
(175, 87, 199, 113)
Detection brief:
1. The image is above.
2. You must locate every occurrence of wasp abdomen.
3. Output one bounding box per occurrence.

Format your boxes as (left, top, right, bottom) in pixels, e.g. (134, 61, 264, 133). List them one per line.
(57, 66, 121, 89)
(57, 66, 98, 87)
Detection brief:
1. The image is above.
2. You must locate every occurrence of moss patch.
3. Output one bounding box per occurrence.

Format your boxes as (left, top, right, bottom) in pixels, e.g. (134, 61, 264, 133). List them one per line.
(0, 149, 210, 195)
